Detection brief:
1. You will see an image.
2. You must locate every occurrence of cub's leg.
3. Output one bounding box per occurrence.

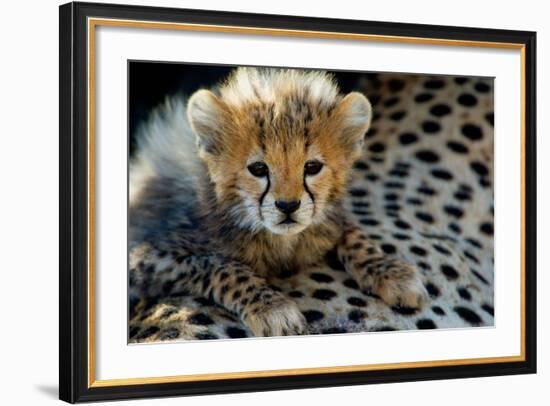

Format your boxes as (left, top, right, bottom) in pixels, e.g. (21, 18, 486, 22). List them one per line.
(336, 220, 428, 308)
(130, 250, 306, 337)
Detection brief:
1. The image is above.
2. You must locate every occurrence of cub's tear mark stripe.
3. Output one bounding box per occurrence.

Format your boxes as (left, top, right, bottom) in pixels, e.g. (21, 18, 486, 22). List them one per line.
(258, 174, 271, 220)
(303, 174, 316, 216)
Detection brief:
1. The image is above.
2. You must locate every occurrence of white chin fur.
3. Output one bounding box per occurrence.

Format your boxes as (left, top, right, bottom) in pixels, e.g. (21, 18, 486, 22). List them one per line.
(265, 222, 308, 236)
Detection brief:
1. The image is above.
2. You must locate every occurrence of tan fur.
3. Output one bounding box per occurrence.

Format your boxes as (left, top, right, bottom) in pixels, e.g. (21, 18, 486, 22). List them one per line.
(130, 68, 426, 337)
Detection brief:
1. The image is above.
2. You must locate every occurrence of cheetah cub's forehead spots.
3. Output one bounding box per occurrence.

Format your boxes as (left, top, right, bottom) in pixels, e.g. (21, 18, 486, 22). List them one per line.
(187, 68, 372, 236)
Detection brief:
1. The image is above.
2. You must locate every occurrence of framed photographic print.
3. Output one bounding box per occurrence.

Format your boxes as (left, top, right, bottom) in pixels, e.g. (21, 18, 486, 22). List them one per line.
(59, 1, 537, 403)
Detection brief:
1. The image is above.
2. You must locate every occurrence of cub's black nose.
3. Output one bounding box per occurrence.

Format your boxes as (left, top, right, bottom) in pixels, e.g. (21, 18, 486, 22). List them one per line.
(275, 200, 301, 214)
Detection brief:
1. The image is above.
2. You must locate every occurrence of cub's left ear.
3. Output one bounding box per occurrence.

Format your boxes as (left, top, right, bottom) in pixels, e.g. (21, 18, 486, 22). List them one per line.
(334, 92, 372, 156)
(187, 89, 229, 156)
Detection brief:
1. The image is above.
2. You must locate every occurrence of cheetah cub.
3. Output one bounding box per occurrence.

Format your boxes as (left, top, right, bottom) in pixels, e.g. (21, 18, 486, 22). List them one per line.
(129, 68, 427, 337)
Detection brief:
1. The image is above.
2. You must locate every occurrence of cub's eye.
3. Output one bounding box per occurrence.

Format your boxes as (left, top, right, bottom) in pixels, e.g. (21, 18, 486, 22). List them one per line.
(304, 160, 324, 176)
(247, 161, 269, 177)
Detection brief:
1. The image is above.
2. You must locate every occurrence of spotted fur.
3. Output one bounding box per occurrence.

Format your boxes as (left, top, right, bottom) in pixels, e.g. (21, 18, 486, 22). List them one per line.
(129, 68, 430, 338)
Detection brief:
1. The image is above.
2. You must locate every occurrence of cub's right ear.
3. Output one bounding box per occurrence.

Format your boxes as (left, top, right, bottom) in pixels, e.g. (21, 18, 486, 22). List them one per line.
(187, 89, 228, 155)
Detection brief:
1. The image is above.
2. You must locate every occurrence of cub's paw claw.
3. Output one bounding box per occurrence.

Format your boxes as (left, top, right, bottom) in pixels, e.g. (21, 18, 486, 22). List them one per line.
(360, 261, 428, 309)
(243, 296, 307, 337)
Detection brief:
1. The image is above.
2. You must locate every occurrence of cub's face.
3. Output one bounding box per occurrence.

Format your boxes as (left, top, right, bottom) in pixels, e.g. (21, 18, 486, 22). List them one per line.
(187, 72, 371, 236)
(240, 141, 334, 236)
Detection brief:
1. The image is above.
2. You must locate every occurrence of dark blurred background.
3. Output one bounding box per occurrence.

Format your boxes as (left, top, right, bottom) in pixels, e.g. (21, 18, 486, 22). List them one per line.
(129, 61, 371, 154)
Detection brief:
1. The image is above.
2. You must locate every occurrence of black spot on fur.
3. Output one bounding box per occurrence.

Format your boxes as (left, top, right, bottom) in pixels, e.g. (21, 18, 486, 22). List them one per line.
(325, 248, 346, 271)
(321, 327, 347, 334)
(416, 319, 437, 329)
(431, 168, 454, 181)
(480, 222, 494, 235)
(381, 243, 397, 254)
(414, 93, 434, 103)
(454, 306, 483, 325)
(406, 197, 423, 206)
(457, 93, 478, 107)
(129, 297, 139, 319)
(384, 181, 405, 189)
(390, 110, 407, 121)
(479, 177, 491, 188)
(485, 112, 494, 126)
(129, 325, 140, 339)
(383, 96, 400, 107)
(449, 222, 462, 234)
(160, 307, 178, 319)
(474, 82, 491, 93)
(455, 77, 468, 84)
(369, 142, 386, 153)
(388, 78, 406, 92)
(348, 297, 367, 307)
(373, 326, 396, 332)
(366, 174, 379, 182)
(195, 332, 218, 340)
(312, 289, 337, 301)
(417, 186, 436, 196)
(289, 290, 304, 298)
(422, 121, 441, 134)
(444, 205, 464, 219)
(194, 297, 215, 307)
(188, 312, 214, 326)
(417, 261, 432, 271)
(441, 264, 459, 280)
(432, 306, 445, 315)
(424, 79, 445, 89)
(410, 245, 427, 256)
(236, 275, 250, 284)
(348, 309, 366, 323)
(349, 188, 368, 197)
(430, 103, 452, 117)
(454, 191, 471, 201)
(465, 238, 483, 249)
(135, 326, 160, 340)
(433, 244, 452, 255)
(461, 123, 483, 141)
(310, 272, 334, 283)
(394, 219, 411, 230)
(457, 287, 472, 300)
(389, 169, 408, 178)
(354, 161, 369, 170)
(425, 282, 440, 298)
(226, 326, 248, 338)
(393, 233, 410, 240)
(392, 305, 419, 315)
(302, 310, 324, 323)
(415, 150, 440, 163)
(399, 132, 418, 145)
(343, 278, 360, 290)
(278, 268, 298, 279)
(159, 328, 180, 340)
(463, 250, 480, 264)
(446, 141, 469, 154)
(482, 304, 494, 316)
(365, 127, 378, 139)
(415, 212, 434, 224)
(470, 161, 489, 176)
(360, 219, 380, 226)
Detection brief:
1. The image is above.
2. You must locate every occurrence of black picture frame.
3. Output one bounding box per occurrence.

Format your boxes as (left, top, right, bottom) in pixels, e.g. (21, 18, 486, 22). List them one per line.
(59, 1, 537, 403)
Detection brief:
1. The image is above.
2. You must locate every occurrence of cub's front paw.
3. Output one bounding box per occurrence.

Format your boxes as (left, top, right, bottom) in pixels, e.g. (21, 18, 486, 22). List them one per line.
(359, 260, 428, 309)
(242, 295, 307, 337)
